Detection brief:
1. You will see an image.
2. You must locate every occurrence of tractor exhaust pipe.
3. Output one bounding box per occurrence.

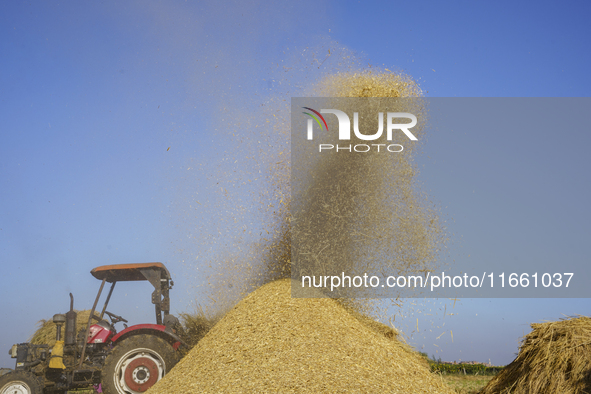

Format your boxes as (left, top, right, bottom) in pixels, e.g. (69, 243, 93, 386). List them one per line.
(65, 293, 77, 346)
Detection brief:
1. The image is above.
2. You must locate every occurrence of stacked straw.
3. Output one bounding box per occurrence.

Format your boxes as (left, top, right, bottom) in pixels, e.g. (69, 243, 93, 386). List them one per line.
(149, 279, 453, 393)
(481, 316, 591, 394)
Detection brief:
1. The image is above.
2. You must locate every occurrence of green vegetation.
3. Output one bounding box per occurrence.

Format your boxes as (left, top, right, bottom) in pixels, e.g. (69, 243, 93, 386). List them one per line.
(432, 362, 502, 375)
(418, 351, 503, 375)
(441, 374, 495, 394)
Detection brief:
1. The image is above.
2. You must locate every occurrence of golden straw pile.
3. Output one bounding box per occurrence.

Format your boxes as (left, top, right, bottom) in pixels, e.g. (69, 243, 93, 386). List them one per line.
(149, 279, 453, 393)
(480, 316, 591, 394)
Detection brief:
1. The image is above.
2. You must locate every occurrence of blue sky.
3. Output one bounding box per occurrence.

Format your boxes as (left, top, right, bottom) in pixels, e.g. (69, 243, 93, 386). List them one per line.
(1, 0, 590, 367)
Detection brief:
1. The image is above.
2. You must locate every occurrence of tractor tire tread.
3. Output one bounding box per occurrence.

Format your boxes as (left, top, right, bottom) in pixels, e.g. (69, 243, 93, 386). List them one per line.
(0, 370, 43, 394)
(100, 334, 179, 394)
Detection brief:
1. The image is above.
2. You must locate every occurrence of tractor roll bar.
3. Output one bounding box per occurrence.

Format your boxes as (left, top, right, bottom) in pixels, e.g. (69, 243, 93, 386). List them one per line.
(79, 277, 106, 368)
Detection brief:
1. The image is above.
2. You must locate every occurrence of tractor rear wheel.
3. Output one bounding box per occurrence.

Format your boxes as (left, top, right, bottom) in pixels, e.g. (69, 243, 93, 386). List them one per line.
(101, 334, 179, 394)
(0, 371, 42, 394)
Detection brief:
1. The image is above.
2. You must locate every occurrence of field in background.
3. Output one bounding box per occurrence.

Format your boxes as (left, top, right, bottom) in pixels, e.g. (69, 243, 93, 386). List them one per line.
(417, 352, 500, 393)
(442, 374, 494, 393)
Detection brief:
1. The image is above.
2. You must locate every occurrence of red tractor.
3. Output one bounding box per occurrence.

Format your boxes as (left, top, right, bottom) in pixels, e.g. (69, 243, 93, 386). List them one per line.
(0, 262, 185, 394)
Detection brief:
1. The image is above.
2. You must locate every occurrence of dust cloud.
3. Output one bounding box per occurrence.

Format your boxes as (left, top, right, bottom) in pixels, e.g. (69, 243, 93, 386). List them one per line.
(147, 2, 447, 318)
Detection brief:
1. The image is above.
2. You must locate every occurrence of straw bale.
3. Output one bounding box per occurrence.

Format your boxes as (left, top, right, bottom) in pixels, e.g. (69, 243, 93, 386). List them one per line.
(149, 279, 453, 393)
(30, 310, 100, 347)
(480, 316, 591, 394)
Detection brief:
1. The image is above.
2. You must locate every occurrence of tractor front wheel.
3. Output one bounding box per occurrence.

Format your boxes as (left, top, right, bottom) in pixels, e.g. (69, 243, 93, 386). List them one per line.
(0, 371, 42, 394)
(101, 334, 179, 394)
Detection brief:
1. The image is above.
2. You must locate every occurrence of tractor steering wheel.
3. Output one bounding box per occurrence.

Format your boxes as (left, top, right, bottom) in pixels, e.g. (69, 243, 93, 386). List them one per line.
(104, 310, 129, 324)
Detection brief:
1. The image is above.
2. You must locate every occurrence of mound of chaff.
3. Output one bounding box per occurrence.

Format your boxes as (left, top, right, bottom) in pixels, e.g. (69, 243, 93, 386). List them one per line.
(149, 279, 453, 393)
(480, 316, 591, 394)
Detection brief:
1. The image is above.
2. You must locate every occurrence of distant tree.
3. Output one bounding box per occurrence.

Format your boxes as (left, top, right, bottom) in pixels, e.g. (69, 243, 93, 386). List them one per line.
(418, 351, 433, 363)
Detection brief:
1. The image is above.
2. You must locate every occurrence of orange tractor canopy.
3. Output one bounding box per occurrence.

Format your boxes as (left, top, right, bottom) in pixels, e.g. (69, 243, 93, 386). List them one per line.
(90, 262, 173, 325)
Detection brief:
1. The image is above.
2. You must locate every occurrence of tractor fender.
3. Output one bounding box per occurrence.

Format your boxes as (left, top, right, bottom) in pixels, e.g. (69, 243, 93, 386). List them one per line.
(110, 324, 185, 350)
